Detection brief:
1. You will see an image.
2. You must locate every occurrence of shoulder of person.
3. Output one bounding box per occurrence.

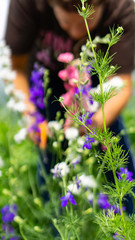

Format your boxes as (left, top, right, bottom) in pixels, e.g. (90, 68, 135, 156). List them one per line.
(104, 0, 135, 26)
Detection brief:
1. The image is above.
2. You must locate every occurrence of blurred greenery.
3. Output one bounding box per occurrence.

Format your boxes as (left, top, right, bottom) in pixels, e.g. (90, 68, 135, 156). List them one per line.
(122, 73, 135, 155)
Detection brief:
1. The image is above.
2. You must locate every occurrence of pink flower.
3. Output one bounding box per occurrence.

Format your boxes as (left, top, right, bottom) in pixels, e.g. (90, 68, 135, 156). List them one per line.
(64, 83, 71, 91)
(61, 88, 75, 106)
(58, 69, 68, 81)
(57, 52, 74, 63)
(67, 65, 79, 81)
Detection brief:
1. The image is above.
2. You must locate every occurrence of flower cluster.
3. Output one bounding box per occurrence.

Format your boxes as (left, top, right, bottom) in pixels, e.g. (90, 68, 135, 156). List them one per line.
(1, 204, 19, 240)
(29, 63, 45, 110)
(57, 52, 91, 107)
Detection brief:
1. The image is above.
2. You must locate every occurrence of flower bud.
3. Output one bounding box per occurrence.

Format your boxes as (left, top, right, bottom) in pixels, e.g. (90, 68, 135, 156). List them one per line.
(20, 165, 28, 172)
(117, 26, 123, 34)
(53, 141, 58, 148)
(17, 191, 24, 197)
(83, 208, 93, 215)
(10, 178, 17, 185)
(34, 226, 42, 232)
(14, 216, 24, 224)
(34, 198, 42, 207)
(59, 97, 64, 103)
(2, 189, 10, 196)
(58, 135, 64, 142)
(12, 196, 17, 202)
(82, 6, 86, 12)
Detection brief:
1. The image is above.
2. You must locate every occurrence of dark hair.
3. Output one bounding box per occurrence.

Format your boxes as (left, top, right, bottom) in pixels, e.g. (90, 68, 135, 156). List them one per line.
(47, 0, 105, 11)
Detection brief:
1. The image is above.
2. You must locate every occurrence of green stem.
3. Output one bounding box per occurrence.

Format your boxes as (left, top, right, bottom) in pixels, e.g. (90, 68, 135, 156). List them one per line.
(84, 18, 98, 67)
(19, 225, 28, 240)
(28, 167, 37, 198)
(53, 221, 65, 240)
(112, 168, 127, 237)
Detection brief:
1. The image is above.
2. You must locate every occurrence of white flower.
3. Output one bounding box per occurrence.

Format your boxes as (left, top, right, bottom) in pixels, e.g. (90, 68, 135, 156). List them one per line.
(65, 127, 79, 140)
(7, 97, 16, 109)
(77, 137, 85, 147)
(51, 162, 70, 178)
(71, 154, 81, 166)
(0, 156, 4, 168)
(87, 192, 94, 202)
(79, 174, 97, 188)
(14, 100, 26, 112)
(14, 128, 27, 143)
(68, 182, 81, 195)
(7, 98, 26, 112)
(91, 76, 124, 95)
(13, 90, 26, 101)
(48, 121, 62, 131)
(0, 40, 11, 55)
(0, 56, 11, 67)
(90, 101, 99, 113)
(4, 84, 14, 95)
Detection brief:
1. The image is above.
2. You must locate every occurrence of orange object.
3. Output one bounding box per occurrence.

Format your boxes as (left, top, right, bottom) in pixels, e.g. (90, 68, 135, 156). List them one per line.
(38, 120, 48, 149)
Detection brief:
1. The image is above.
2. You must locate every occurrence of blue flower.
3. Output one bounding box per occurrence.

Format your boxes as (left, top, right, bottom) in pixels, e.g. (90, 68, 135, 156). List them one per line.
(111, 205, 126, 215)
(97, 194, 111, 209)
(83, 135, 95, 150)
(60, 191, 77, 207)
(118, 168, 133, 182)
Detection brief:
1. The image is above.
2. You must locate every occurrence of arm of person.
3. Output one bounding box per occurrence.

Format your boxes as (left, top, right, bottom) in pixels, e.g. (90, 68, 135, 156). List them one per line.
(91, 73, 132, 129)
(11, 54, 36, 114)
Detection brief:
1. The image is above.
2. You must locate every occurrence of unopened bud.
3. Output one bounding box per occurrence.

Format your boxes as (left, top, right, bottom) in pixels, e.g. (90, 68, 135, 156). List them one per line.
(117, 26, 123, 34)
(58, 135, 64, 142)
(83, 208, 93, 215)
(82, 6, 86, 12)
(34, 198, 42, 207)
(14, 216, 24, 224)
(34, 226, 42, 232)
(2, 189, 10, 196)
(53, 141, 58, 148)
(20, 165, 28, 172)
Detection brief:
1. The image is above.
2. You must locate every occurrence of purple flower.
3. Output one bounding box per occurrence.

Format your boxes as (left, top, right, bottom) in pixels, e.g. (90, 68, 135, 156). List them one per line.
(118, 168, 133, 182)
(86, 64, 94, 74)
(97, 194, 111, 209)
(1, 205, 10, 215)
(9, 237, 20, 240)
(29, 63, 46, 110)
(1, 205, 17, 223)
(83, 135, 95, 150)
(111, 205, 126, 215)
(75, 176, 81, 189)
(113, 233, 125, 240)
(28, 111, 45, 143)
(2, 224, 15, 234)
(60, 191, 77, 207)
(79, 112, 94, 127)
(1, 204, 19, 240)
